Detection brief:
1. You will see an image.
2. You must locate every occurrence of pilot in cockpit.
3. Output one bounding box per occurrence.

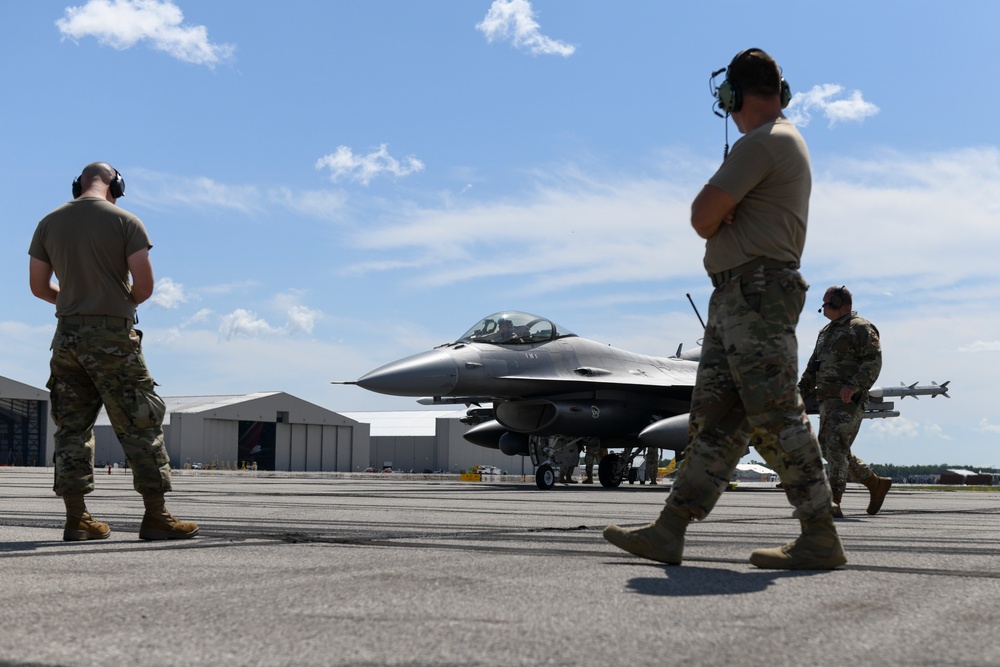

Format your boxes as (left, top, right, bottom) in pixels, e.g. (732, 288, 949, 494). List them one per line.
(497, 317, 530, 343)
(498, 318, 515, 340)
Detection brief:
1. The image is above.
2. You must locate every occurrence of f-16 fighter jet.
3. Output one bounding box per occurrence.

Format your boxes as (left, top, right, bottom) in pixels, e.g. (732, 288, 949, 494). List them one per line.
(338, 311, 948, 489)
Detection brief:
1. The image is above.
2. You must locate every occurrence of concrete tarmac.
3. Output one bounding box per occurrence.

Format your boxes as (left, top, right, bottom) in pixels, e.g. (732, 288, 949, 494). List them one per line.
(2, 467, 999, 667)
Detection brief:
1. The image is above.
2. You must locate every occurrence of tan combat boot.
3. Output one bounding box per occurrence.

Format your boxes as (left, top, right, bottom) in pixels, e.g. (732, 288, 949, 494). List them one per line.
(831, 491, 844, 519)
(862, 475, 892, 515)
(581, 467, 594, 484)
(603, 505, 691, 565)
(749, 513, 847, 570)
(62, 493, 111, 542)
(139, 494, 199, 540)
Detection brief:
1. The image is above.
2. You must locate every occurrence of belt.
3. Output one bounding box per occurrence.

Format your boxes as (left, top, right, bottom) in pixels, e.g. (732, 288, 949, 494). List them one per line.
(710, 257, 799, 288)
(58, 315, 133, 328)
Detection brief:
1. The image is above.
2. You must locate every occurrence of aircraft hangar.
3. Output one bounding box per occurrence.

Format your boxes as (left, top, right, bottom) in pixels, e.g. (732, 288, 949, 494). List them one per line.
(94, 393, 370, 472)
(340, 410, 531, 475)
(1, 374, 527, 475)
(0, 375, 54, 467)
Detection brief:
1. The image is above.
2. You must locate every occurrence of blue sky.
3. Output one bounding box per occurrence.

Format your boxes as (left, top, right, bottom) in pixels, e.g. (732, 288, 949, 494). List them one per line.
(3, 1, 998, 467)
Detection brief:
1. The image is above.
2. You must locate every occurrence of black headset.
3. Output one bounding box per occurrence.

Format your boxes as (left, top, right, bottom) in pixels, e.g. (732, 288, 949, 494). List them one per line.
(72, 167, 125, 199)
(819, 286, 849, 312)
(714, 48, 792, 115)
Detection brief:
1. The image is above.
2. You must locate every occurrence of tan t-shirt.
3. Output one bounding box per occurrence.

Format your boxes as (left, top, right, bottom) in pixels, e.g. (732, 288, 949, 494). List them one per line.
(28, 198, 152, 320)
(703, 117, 811, 275)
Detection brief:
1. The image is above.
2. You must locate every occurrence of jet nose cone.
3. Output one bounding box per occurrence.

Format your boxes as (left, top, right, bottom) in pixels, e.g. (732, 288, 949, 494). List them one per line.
(355, 350, 459, 397)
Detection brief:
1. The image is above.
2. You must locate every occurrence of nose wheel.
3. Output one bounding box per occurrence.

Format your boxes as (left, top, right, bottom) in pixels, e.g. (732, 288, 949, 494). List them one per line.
(535, 464, 555, 490)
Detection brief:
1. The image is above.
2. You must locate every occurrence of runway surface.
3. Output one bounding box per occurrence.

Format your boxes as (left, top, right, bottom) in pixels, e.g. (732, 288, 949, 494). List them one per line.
(2, 467, 999, 667)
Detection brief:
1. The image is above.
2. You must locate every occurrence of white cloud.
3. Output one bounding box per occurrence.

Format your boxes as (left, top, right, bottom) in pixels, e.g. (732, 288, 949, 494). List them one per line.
(129, 170, 263, 213)
(269, 187, 349, 222)
(285, 305, 320, 335)
(959, 341, 1000, 352)
(357, 200, 682, 286)
(786, 84, 879, 127)
(272, 290, 322, 335)
(806, 147, 1000, 283)
(186, 308, 213, 324)
(476, 0, 575, 57)
(343, 165, 702, 291)
(56, 0, 235, 67)
(0, 322, 57, 388)
(869, 417, 921, 439)
(219, 309, 278, 340)
(149, 276, 187, 308)
(316, 145, 424, 186)
(217, 297, 323, 340)
(977, 419, 1000, 434)
(922, 423, 952, 441)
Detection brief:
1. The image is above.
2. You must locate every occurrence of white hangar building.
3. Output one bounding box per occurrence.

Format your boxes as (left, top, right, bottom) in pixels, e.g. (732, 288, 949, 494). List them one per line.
(95, 393, 370, 472)
(1, 374, 528, 475)
(341, 410, 531, 475)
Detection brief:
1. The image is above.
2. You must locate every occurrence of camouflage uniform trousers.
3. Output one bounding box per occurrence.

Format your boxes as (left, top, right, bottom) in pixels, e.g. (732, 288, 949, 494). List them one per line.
(645, 447, 659, 482)
(47, 319, 172, 497)
(667, 266, 834, 521)
(818, 398, 875, 495)
(582, 442, 606, 478)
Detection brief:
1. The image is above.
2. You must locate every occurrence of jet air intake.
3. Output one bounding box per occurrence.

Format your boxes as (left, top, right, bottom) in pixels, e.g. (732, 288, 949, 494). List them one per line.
(495, 399, 647, 437)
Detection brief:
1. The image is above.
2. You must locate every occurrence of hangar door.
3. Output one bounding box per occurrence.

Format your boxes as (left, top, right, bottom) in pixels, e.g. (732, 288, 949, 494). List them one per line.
(274, 423, 354, 472)
(239, 421, 276, 470)
(0, 398, 45, 466)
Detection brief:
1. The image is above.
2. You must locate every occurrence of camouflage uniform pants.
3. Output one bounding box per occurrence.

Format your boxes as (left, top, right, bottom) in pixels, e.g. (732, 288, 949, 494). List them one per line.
(645, 447, 659, 481)
(47, 318, 172, 497)
(582, 442, 607, 477)
(667, 267, 833, 521)
(818, 398, 874, 494)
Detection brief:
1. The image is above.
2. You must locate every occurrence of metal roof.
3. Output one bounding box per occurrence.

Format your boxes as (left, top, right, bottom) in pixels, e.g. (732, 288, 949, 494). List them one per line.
(95, 392, 284, 426)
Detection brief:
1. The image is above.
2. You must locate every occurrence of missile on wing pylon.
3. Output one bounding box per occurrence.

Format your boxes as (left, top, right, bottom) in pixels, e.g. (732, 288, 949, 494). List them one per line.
(868, 381, 950, 400)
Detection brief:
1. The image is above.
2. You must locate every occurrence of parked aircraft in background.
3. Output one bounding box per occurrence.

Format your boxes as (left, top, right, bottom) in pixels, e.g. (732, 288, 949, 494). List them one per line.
(337, 311, 949, 490)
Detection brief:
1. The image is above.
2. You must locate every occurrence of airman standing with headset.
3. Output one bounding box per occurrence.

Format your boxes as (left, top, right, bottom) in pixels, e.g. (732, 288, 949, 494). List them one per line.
(605, 48, 846, 570)
(29, 162, 199, 542)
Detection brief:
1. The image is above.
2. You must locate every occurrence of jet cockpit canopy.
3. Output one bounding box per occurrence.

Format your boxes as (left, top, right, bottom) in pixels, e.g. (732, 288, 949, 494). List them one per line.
(457, 311, 575, 346)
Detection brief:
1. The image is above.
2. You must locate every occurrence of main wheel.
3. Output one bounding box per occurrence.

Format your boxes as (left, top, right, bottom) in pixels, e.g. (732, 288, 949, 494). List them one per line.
(535, 464, 556, 490)
(598, 454, 624, 488)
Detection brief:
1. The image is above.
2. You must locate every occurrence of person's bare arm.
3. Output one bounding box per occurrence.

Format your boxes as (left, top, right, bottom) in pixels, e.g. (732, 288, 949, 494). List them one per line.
(29, 257, 59, 304)
(690, 184, 738, 239)
(127, 247, 155, 305)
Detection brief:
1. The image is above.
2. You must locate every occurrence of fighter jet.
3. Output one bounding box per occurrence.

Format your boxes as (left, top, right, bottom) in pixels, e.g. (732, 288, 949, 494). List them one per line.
(338, 310, 949, 490)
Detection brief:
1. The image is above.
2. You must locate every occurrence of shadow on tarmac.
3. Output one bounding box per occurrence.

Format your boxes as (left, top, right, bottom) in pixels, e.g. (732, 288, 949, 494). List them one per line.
(625, 565, 827, 596)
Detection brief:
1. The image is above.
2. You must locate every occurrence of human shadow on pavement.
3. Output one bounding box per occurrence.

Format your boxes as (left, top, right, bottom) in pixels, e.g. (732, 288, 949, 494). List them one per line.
(624, 565, 832, 596)
(0, 539, 64, 553)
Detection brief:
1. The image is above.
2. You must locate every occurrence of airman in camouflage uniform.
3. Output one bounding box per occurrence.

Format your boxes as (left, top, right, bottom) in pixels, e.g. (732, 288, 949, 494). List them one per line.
(800, 286, 892, 516)
(580, 441, 606, 484)
(29, 162, 198, 542)
(604, 48, 845, 570)
(644, 447, 659, 485)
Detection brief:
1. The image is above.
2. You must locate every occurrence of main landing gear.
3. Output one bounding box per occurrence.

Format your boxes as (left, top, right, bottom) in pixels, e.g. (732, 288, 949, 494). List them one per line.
(535, 464, 556, 490)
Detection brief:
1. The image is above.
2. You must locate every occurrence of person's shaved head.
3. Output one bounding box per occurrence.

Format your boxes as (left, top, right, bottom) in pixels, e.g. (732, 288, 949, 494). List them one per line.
(80, 162, 117, 187)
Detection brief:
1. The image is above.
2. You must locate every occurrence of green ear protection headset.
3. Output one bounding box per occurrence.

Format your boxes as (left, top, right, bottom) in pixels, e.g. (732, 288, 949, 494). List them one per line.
(714, 48, 792, 114)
